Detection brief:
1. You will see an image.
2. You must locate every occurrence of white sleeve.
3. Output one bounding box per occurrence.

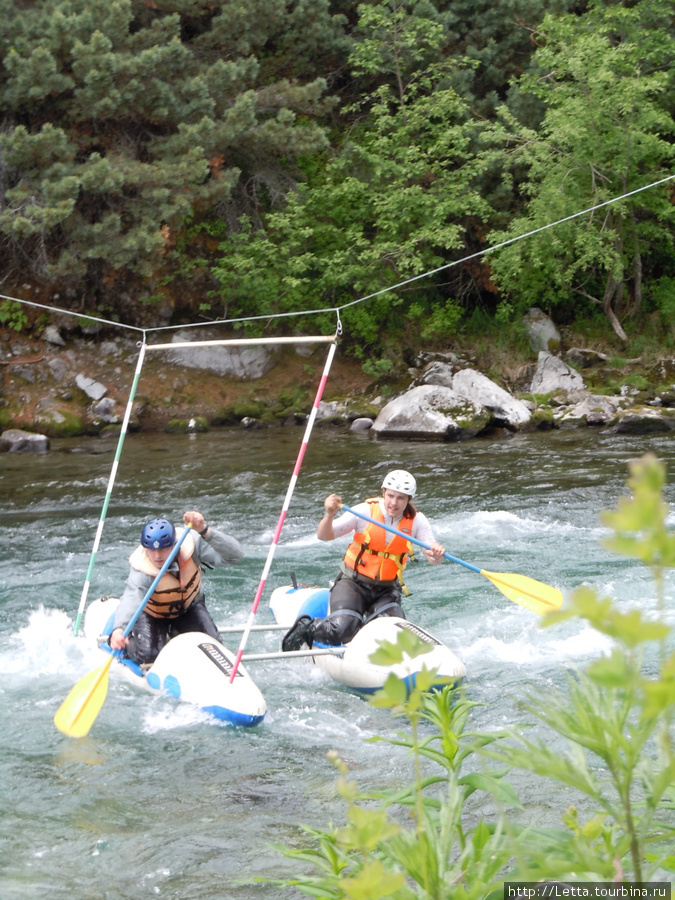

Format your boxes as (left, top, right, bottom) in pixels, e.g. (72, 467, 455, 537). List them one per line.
(411, 511, 436, 547)
(331, 502, 371, 539)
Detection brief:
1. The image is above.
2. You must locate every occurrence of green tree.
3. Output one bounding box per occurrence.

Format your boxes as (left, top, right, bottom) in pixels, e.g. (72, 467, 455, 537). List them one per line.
(483, 6, 675, 342)
(348, 0, 447, 106)
(0, 0, 344, 304)
(212, 0, 490, 353)
(213, 70, 487, 349)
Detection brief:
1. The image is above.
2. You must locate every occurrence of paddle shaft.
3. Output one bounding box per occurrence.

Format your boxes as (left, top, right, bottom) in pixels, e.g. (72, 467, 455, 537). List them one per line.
(339, 503, 481, 573)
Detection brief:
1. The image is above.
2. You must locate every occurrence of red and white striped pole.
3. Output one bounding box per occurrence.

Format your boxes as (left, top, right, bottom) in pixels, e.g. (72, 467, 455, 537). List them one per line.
(229, 338, 338, 681)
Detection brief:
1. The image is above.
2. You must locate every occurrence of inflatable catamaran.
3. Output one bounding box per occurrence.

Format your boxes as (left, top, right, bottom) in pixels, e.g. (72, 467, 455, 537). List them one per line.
(84, 595, 267, 727)
(269, 583, 467, 693)
(263, 498, 563, 694)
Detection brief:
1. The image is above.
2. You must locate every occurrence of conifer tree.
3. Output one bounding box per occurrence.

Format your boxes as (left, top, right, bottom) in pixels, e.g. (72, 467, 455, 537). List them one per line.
(0, 0, 345, 304)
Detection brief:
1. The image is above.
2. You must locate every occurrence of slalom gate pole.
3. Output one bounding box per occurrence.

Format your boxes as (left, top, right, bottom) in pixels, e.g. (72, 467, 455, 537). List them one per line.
(73, 340, 147, 636)
(229, 338, 338, 682)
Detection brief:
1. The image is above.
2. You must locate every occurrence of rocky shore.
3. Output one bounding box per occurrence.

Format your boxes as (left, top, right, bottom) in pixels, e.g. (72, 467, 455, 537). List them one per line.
(2, 309, 675, 453)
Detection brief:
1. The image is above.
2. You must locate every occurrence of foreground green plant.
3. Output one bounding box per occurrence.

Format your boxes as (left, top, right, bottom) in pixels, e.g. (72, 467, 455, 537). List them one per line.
(266, 454, 675, 896)
(269, 683, 520, 898)
(503, 454, 675, 882)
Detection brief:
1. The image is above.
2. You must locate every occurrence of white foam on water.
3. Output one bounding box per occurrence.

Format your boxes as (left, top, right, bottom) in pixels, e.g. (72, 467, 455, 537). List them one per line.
(440, 509, 606, 549)
(461, 622, 614, 671)
(142, 701, 218, 733)
(1, 605, 102, 677)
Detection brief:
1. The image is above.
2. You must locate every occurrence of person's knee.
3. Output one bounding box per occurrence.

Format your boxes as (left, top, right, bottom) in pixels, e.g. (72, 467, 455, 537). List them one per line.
(125, 615, 167, 664)
(176, 601, 220, 640)
(313, 612, 362, 645)
(377, 602, 404, 618)
(364, 596, 404, 623)
(126, 632, 162, 665)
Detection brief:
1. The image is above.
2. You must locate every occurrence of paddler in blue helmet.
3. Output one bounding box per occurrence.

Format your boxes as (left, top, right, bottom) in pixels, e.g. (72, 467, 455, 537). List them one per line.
(109, 510, 244, 665)
(282, 470, 445, 651)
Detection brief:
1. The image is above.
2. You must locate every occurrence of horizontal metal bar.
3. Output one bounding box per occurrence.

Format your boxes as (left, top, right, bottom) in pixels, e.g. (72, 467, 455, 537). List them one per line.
(146, 336, 336, 351)
(242, 648, 344, 661)
(217, 623, 288, 633)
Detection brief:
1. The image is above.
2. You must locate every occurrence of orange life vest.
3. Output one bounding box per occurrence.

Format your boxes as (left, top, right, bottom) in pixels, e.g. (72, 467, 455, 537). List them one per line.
(129, 530, 202, 619)
(343, 498, 414, 583)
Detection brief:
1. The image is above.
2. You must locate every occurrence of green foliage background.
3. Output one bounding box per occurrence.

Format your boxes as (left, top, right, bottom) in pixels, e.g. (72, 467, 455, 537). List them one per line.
(1, 0, 674, 351)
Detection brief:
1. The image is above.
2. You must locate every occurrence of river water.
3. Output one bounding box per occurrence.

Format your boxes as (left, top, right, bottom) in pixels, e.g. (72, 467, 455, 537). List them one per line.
(1, 424, 674, 899)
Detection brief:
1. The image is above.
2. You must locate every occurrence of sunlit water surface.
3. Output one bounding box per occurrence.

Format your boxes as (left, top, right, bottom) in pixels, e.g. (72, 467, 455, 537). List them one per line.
(1, 425, 674, 898)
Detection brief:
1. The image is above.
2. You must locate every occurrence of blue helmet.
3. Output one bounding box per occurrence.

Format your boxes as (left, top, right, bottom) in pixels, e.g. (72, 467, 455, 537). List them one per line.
(141, 517, 176, 550)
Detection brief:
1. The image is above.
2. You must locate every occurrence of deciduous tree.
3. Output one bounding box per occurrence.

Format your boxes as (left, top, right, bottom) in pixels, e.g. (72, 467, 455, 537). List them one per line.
(484, 6, 675, 341)
(212, 0, 489, 351)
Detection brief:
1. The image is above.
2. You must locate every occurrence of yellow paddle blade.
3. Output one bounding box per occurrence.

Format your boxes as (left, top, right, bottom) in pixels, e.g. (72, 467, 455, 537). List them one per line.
(54, 655, 113, 738)
(480, 570, 563, 616)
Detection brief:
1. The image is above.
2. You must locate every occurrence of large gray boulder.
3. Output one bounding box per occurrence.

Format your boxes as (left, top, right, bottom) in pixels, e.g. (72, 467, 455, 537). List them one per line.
(371, 385, 491, 441)
(530, 351, 586, 395)
(452, 368, 531, 428)
(1, 429, 49, 453)
(164, 330, 279, 380)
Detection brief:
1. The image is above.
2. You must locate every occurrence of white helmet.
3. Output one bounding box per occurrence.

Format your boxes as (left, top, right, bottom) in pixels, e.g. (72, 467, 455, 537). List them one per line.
(381, 469, 417, 498)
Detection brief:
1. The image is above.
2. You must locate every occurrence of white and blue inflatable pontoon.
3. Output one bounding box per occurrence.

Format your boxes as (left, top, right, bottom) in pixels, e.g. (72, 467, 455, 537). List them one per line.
(269, 583, 466, 694)
(84, 596, 267, 727)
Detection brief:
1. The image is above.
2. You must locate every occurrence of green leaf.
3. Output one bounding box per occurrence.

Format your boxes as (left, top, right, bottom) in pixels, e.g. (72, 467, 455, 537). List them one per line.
(458, 772, 523, 809)
(341, 859, 405, 900)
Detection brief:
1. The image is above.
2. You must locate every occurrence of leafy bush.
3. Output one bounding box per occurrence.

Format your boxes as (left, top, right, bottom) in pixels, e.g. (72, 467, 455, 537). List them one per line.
(0, 299, 28, 331)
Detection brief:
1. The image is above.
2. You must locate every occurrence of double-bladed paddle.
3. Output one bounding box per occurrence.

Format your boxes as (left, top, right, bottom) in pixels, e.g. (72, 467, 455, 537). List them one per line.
(54, 524, 193, 738)
(340, 503, 562, 615)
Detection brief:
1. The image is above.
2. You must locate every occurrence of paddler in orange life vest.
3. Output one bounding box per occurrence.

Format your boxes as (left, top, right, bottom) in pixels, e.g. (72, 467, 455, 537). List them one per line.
(282, 470, 445, 651)
(109, 511, 244, 665)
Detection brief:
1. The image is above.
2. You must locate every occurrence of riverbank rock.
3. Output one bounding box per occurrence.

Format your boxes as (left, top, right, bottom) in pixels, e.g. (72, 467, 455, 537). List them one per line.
(371, 384, 491, 441)
(33, 399, 86, 436)
(75, 373, 108, 401)
(42, 324, 65, 347)
(606, 406, 675, 434)
(5, 323, 675, 445)
(350, 417, 374, 433)
(408, 362, 531, 433)
(553, 394, 623, 428)
(452, 368, 531, 428)
(523, 308, 561, 353)
(650, 359, 675, 381)
(565, 348, 607, 368)
(0, 428, 49, 452)
(163, 329, 279, 379)
(530, 351, 586, 395)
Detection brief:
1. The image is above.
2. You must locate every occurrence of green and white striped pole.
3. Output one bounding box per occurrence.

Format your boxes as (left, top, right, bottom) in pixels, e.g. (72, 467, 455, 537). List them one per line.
(73, 339, 147, 636)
